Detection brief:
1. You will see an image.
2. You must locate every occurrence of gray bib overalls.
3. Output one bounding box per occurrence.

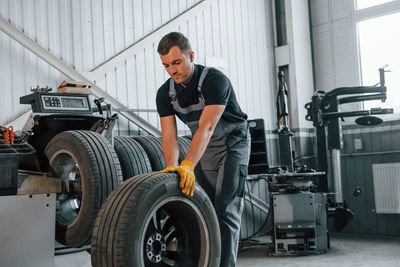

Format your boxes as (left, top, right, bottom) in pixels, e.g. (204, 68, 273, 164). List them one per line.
(169, 67, 250, 267)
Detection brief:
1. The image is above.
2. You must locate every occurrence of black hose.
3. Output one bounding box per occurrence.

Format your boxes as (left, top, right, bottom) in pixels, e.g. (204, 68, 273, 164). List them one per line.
(245, 178, 256, 237)
(242, 201, 272, 240)
(241, 177, 272, 242)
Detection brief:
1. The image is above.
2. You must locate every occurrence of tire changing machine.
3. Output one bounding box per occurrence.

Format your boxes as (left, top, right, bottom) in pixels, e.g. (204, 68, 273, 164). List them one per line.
(246, 68, 392, 255)
(247, 71, 329, 255)
(269, 71, 328, 254)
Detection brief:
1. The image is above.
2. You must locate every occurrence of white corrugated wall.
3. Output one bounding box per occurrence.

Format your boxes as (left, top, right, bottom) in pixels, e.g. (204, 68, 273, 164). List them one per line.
(0, 0, 276, 138)
(309, 0, 358, 94)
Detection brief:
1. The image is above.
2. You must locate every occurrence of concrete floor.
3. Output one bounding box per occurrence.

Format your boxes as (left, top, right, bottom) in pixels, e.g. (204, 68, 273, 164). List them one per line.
(55, 234, 400, 267)
(237, 234, 400, 267)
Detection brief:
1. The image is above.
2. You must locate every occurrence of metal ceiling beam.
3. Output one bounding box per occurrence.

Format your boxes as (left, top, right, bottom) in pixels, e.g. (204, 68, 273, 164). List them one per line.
(0, 17, 161, 136)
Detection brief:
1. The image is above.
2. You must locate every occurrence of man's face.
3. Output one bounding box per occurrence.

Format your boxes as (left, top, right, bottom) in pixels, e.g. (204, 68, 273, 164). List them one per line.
(160, 46, 194, 85)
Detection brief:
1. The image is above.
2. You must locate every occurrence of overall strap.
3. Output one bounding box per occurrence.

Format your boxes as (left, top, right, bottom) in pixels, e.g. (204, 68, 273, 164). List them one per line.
(168, 66, 210, 100)
(197, 67, 210, 93)
(168, 78, 176, 100)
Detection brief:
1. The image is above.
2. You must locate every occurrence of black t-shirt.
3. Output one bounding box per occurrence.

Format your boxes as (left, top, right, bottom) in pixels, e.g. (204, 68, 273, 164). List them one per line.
(156, 64, 247, 123)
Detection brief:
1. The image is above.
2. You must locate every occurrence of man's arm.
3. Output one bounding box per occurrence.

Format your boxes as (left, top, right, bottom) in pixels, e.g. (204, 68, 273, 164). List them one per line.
(176, 105, 225, 196)
(185, 104, 226, 165)
(160, 115, 179, 166)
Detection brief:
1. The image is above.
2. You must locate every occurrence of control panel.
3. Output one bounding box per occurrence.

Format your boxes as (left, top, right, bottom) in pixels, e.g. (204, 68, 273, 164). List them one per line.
(20, 92, 92, 114)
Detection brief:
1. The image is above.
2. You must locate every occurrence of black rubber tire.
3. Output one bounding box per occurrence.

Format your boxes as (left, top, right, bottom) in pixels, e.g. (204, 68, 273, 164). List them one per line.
(114, 136, 152, 180)
(133, 136, 192, 171)
(45, 130, 123, 247)
(91, 172, 221, 267)
(133, 136, 165, 171)
(177, 136, 191, 163)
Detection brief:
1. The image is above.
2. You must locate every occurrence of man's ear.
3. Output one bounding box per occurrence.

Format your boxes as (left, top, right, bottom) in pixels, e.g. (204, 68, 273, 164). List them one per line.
(189, 51, 194, 62)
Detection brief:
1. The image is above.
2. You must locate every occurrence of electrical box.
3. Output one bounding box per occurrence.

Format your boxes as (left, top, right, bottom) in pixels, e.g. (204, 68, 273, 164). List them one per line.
(354, 138, 363, 150)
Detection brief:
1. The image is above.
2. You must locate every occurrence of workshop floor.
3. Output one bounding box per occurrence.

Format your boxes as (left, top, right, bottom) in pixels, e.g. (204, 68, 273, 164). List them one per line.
(55, 234, 400, 267)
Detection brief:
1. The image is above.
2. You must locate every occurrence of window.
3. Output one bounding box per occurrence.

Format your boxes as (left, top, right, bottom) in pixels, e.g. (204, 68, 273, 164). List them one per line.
(357, 11, 400, 113)
(356, 0, 395, 10)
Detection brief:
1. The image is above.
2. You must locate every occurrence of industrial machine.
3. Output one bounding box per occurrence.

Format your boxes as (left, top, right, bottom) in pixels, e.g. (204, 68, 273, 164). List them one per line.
(244, 67, 392, 255)
(268, 70, 329, 254)
(305, 67, 393, 231)
(273, 67, 392, 254)
(244, 72, 329, 255)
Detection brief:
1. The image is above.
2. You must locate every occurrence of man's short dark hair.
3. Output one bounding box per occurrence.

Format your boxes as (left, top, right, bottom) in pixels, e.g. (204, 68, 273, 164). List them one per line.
(157, 32, 192, 55)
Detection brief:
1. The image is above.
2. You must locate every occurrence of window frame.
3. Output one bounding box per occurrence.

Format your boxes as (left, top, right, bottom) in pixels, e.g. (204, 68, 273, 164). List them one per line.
(355, 0, 396, 10)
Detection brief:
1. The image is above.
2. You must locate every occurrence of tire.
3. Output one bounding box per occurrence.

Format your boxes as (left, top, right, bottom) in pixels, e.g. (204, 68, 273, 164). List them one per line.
(177, 136, 191, 163)
(133, 136, 165, 171)
(114, 136, 152, 180)
(44, 130, 123, 247)
(133, 136, 192, 172)
(91, 172, 221, 267)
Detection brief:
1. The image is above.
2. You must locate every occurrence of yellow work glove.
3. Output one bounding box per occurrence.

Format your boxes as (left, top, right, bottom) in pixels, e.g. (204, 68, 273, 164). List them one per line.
(160, 165, 178, 173)
(177, 159, 195, 196)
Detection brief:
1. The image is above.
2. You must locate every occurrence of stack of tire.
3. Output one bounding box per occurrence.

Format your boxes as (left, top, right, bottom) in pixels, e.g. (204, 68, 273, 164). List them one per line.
(46, 131, 220, 266)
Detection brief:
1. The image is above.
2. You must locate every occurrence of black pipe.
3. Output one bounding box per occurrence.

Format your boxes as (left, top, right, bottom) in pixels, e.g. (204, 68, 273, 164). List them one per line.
(338, 93, 386, 104)
(322, 110, 370, 120)
(321, 108, 393, 120)
(320, 86, 386, 111)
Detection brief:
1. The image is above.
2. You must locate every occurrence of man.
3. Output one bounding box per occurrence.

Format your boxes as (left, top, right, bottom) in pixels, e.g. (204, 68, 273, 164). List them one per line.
(156, 32, 250, 267)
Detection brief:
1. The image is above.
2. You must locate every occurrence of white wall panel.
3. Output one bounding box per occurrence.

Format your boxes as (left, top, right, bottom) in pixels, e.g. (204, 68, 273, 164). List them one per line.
(310, 0, 358, 91)
(310, 0, 329, 26)
(91, 0, 106, 66)
(331, 0, 352, 21)
(0, 0, 276, 145)
(287, 0, 314, 129)
(332, 18, 357, 87)
(312, 23, 334, 91)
